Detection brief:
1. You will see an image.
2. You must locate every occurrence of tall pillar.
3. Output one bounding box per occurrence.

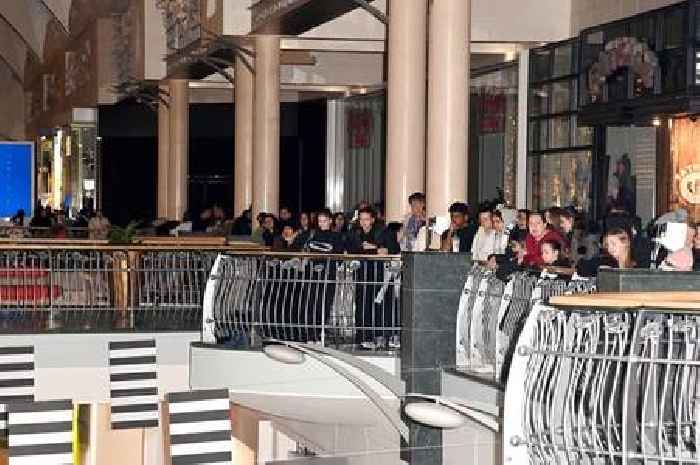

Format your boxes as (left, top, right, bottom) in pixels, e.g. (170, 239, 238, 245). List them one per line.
(234, 53, 254, 218)
(385, 0, 428, 222)
(426, 0, 469, 218)
(168, 79, 189, 221)
(252, 35, 280, 220)
(157, 83, 170, 219)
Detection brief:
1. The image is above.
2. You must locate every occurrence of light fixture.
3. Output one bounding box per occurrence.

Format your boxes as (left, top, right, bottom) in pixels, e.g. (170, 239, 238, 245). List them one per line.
(262, 342, 305, 365)
(403, 393, 499, 431)
(404, 402, 466, 429)
(652, 117, 661, 127)
(261, 339, 409, 439)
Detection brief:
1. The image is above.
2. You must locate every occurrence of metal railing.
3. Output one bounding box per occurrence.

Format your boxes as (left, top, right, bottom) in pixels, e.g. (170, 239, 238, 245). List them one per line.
(0, 245, 248, 332)
(503, 300, 700, 465)
(456, 265, 596, 384)
(202, 252, 402, 350)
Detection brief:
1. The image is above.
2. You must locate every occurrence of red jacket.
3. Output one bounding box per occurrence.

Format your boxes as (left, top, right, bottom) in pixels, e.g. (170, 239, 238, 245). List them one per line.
(523, 229, 564, 268)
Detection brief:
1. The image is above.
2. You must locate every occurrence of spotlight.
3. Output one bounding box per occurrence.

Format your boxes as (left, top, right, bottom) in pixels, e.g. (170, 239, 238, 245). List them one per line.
(652, 117, 661, 127)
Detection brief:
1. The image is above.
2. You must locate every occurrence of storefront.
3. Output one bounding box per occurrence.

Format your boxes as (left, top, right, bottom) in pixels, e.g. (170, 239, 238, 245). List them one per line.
(527, 39, 594, 215)
(36, 109, 99, 216)
(528, 0, 700, 225)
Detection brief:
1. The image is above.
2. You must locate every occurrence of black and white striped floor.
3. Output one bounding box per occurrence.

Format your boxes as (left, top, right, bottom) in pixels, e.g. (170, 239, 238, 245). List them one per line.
(0, 346, 35, 439)
(167, 389, 231, 465)
(108, 339, 159, 430)
(8, 399, 73, 465)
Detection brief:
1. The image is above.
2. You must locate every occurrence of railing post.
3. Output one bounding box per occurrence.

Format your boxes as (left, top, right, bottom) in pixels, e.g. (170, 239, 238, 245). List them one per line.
(202, 254, 223, 344)
(112, 250, 129, 328)
(48, 249, 56, 329)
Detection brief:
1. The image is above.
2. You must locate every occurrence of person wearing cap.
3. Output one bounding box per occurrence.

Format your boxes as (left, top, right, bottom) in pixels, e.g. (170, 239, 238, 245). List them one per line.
(440, 202, 477, 253)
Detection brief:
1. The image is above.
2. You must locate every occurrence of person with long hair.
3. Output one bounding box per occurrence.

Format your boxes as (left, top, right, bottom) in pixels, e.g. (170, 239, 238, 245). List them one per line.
(604, 228, 636, 269)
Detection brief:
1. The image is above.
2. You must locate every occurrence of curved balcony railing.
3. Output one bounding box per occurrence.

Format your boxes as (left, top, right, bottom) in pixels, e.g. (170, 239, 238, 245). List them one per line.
(456, 265, 596, 384)
(202, 252, 402, 350)
(503, 293, 700, 464)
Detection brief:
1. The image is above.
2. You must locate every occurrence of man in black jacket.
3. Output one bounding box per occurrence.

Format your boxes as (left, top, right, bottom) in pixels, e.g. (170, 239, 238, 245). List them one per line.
(348, 207, 400, 255)
(348, 207, 399, 347)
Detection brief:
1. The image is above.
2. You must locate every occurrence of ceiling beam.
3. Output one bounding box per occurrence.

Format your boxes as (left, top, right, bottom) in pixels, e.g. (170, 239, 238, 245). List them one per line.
(0, 52, 23, 84)
(36, 0, 70, 35)
(0, 14, 40, 60)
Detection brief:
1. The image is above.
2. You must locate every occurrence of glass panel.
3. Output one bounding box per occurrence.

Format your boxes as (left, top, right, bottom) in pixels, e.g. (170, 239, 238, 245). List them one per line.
(660, 47, 687, 93)
(630, 15, 657, 50)
(549, 117, 570, 149)
(606, 67, 630, 101)
(552, 81, 572, 113)
(539, 120, 549, 151)
(530, 84, 550, 116)
(529, 120, 549, 152)
(552, 44, 573, 77)
(574, 117, 593, 146)
(531, 49, 552, 82)
(528, 151, 592, 211)
(664, 8, 686, 49)
(471, 64, 519, 206)
(606, 22, 629, 43)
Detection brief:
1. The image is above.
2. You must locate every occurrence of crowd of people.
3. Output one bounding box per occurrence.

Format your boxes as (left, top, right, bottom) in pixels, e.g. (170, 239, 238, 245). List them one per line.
(7, 191, 700, 279)
(244, 203, 400, 255)
(233, 191, 700, 279)
(4, 204, 111, 240)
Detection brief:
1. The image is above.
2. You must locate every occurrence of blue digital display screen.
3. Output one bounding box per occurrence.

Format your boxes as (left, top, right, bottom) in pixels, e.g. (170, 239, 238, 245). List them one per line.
(0, 143, 33, 218)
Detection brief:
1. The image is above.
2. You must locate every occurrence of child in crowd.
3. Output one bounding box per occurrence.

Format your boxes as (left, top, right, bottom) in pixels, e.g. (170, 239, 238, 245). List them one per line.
(541, 239, 572, 273)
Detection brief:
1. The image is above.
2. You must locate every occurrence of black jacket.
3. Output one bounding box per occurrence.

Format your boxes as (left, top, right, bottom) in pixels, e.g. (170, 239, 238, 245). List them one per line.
(293, 229, 345, 253)
(348, 225, 400, 255)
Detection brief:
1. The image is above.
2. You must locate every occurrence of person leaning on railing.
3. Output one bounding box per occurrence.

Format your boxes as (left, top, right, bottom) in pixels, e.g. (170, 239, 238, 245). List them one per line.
(440, 202, 477, 253)
(347, 207, 400, 255)
(346, 206, 399, 348)
(292, 209, 345, 253)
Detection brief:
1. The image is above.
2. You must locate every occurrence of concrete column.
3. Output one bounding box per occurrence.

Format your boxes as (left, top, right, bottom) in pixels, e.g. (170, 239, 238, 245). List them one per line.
(426, 0, 469, 218)
(157, 83, 170, 219)
(168, 79, 189, 221)
(402, 253, 472, 465)
(234, 53, 255, 218)
(385, 0, 427, 222)
(252, 35, 280, 220)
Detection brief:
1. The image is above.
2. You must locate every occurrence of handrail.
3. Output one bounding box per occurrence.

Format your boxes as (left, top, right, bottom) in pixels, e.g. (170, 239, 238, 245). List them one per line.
(503, 298, 700, 464)
(203, 252, 402, 350)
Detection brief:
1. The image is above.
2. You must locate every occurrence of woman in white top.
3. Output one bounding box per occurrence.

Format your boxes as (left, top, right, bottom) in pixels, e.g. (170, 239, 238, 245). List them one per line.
(471, 211, 497, 262)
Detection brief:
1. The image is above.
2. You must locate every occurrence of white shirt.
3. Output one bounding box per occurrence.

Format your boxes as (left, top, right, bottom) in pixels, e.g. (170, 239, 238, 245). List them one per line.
(493, 230, 509, 255)
(471, 227, 497, 262)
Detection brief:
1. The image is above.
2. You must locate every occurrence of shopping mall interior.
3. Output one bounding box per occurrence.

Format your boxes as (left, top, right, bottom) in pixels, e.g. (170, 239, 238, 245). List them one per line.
(3, 1, 700, 464)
